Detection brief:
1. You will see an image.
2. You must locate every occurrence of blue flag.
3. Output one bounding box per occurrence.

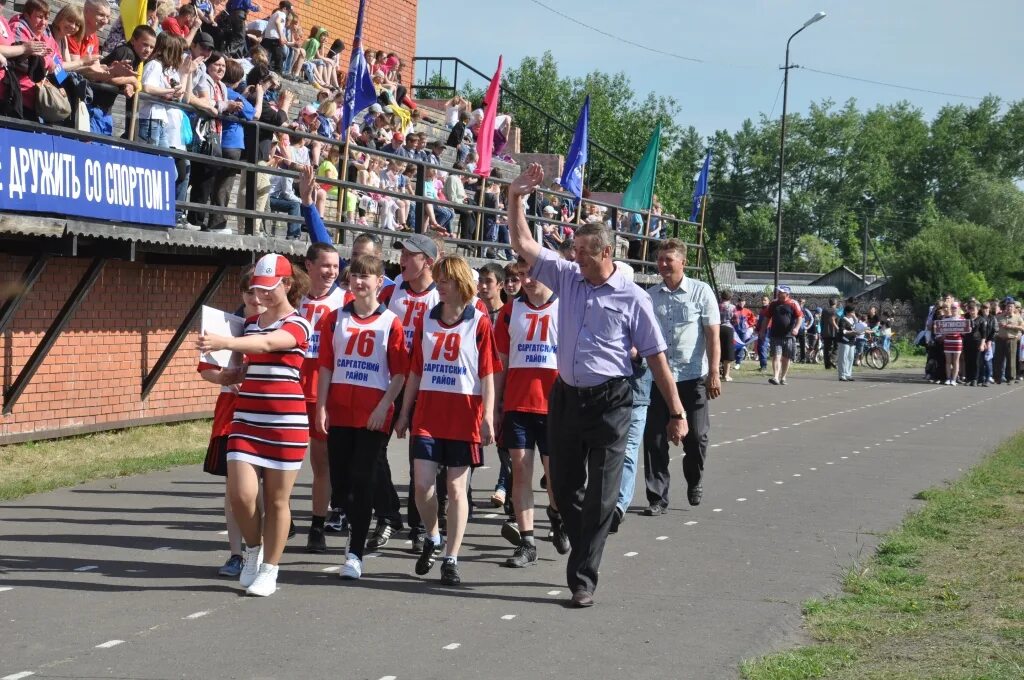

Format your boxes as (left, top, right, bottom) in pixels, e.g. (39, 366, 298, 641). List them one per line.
(690, 151, 711, 222)
(560, 95, 589, 200)
(340, 0, 377, 142)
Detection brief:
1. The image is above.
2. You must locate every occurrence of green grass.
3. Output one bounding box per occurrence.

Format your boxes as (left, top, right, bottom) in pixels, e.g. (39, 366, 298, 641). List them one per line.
(0, 421, 210, 501)
(741, 432, 1024, 679)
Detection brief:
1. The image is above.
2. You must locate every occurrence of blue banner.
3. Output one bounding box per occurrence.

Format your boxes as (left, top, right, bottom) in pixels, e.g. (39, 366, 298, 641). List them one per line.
(340, 0, 378, 142)
(560, 95, 589, 201)
(690, 150, 711, 222)
(0, 128, 176, 226)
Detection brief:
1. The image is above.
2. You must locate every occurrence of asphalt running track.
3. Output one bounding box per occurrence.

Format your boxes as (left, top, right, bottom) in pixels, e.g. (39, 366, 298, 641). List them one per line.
(2, 370, 1022, 680)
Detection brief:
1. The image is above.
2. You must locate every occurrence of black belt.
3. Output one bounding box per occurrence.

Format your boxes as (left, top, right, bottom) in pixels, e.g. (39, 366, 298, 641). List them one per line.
(558, 376, 628, 398)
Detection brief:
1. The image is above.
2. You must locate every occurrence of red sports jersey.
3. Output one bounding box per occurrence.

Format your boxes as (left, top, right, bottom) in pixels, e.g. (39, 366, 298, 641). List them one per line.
(410, 303, 498, 443)
(381, 281, 440, 351)
(298, 286, 347, 401)
(495, 296, 559, 414)
(227, 313, 312, 469)
(318, 302, 409, 430)
(197, 360, 237, 439)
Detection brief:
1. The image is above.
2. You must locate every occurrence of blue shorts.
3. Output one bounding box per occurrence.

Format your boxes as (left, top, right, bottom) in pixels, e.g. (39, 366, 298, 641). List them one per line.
(502, 411, 549, 455)
(411, 436, 482, 468)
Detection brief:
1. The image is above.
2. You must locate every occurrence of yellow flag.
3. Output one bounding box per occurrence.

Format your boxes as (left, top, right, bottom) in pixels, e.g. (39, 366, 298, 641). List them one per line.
(120, 0, 148, 37)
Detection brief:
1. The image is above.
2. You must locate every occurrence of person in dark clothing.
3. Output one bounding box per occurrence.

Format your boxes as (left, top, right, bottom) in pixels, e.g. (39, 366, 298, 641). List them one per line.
(762, 285, 802, 385)
(819, 298, 838, 369)
(972, 302, 996, 385)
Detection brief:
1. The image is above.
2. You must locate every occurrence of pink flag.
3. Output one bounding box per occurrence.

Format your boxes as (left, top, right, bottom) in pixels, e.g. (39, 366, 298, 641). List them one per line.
(475, 55, 503, 177)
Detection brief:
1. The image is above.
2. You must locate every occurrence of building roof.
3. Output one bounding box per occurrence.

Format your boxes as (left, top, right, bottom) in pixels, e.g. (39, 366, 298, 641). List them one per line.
(729, 283, 842, 297)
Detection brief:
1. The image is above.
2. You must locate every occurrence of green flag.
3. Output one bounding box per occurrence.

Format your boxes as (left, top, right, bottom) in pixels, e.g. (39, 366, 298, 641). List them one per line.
(621, 123, 661, 212)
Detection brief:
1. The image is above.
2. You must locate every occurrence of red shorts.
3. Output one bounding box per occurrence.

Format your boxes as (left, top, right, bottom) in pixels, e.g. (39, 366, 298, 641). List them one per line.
(307, 401, 327, 442)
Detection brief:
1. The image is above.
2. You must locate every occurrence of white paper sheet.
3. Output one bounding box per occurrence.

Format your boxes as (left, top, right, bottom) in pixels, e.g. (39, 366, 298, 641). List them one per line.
(200, 306, 244, 368)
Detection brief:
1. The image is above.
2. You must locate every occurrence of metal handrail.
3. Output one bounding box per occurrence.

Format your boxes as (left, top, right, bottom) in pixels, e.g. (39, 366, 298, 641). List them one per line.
(412, 56, 635, 177)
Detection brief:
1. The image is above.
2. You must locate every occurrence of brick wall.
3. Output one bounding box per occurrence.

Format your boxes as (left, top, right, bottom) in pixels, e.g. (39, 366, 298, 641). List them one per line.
(262, 0, 419, 86)
(1, 256, 245, 443)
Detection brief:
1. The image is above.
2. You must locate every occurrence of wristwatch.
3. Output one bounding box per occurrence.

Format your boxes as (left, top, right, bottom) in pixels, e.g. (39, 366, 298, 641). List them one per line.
(670, 412, 686, 420)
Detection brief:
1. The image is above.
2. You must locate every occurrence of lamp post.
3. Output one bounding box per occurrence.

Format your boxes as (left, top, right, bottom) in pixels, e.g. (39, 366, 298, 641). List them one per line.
(773, 11, 826, 291)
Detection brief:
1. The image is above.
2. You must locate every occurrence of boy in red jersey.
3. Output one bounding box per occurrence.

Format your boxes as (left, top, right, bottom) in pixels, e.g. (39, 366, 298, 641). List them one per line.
(378, 233, 447, 551)
(316, 254, 409, 579)
(198, 266, 263, 577)
(297, 242, 344, 553)
(494, 258, 569, 567)
(395, 256, 498, 586)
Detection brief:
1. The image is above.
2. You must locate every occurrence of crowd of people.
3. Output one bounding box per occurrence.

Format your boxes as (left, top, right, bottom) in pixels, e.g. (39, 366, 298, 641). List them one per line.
(919, 295, 1024, 386)
(192, 164, 720, 607)
(0, 0, 530, 238)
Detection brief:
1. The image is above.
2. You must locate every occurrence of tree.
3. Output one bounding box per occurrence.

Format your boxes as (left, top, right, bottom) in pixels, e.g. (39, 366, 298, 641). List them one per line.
(794, 234, 842, 272)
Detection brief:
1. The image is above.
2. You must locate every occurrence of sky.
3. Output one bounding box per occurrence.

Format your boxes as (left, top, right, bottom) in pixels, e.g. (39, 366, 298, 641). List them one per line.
(416, 0, 1024, 143)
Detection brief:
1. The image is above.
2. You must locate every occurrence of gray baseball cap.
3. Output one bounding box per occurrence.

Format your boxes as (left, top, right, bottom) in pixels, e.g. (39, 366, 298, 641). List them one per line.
(395, 233, 438, 259)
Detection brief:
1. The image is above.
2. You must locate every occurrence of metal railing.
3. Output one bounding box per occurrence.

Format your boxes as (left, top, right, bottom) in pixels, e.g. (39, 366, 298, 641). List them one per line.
(412, 56, 636, 186)
(0, 96, 714, 285)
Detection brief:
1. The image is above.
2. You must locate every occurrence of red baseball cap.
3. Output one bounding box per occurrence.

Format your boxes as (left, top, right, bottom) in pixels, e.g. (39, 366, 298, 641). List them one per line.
(251, 253, 293, 289)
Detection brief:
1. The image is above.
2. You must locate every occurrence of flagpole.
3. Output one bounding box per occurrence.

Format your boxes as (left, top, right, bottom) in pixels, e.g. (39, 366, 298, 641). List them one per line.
(474, 176, 488, 245)
(128, 66, 142, 141)
(336, 135, 352, 233)
(696, 193, 708, 270)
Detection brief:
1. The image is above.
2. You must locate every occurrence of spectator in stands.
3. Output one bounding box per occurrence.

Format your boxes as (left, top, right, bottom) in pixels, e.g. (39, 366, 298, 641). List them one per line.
(445, 162, 474, 241)
(268, 151, 302, 239)
(137, 32, 187, 149)
(422, 166, 453, 236)
(65, 0, 109, 62)
(163, 36, 203, 230)
(188, 53, 253, 231)
(11, 0, 60, 121)
(280, 11, 303, 77)
(50, 6, 95, 73)
(444, 95, 470, 128)
(103, 0, 162, 53)
(0, 8, 50, 118)
(162, 3, 201, 43)
(81, 25, 154, 135)
(261, 0, 290, 73)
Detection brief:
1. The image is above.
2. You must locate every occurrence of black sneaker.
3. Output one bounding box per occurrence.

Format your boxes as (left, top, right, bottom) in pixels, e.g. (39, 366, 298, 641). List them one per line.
(415, 538, 441, 575)
(367, 520, 393, 551)
(410, 532, 425, 554)
(504, 543, 538, 568)
(305, 526, 327, 553)
(500, 521, 521, 546)
(609, 507, 624, 534)
(687, 482, 704, 507)
(324, 509, 346, 533)
(440, 559, 462, 585)
(550, 522, 570, 555)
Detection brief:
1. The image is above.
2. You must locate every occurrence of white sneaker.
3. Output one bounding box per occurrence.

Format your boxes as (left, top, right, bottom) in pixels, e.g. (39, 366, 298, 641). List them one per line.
(724, 375, 734, 382)
(340, 555, 362, 580)
(206, 227, 233, 235)
(246, 563, 279, 596)
(239, 544, 263, 588)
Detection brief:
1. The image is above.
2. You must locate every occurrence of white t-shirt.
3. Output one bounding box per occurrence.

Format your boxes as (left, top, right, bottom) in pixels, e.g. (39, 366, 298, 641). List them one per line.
(166, 107, 186, 150)
(263, 10, 286, 40)
(445, 105, 460, 128)
(138, 60, 170, 122)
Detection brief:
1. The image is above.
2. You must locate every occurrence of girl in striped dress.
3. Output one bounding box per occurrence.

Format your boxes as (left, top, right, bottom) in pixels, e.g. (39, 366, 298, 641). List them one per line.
(197, 254, 312, 597)
(942, 302, 964, 386)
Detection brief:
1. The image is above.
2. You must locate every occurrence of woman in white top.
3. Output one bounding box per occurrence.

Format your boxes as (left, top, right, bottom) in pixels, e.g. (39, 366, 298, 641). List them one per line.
(138, 32, 186, 149)
(162, 35, 205, 229)
(260, 0, 291, 72)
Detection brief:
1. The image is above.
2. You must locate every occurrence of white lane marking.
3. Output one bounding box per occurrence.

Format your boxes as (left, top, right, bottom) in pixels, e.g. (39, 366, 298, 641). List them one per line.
(73, 565, 98, 572)
(684, 521, 698, 526)
(841, 456, 848, 459)
(0, 587, 12, 593)
(735, 438, 745, 442)
(712, 508, 723, 512)
(379, 676, 398, 680)
(793, 474, 802, 477)
(479, 466, 491, 470)
(757, 489, 765, 492)
(95, 640, 124, 649)
(826, 462, 834, 465)
(547, 590, 562, 596)
(624, 551, 639, 557)
(322, 566, 341, 573)
(501, 614, 516, 620)
(656, 536, 669, 541)
(774, 481, 784, 484)
(443, 643, 461, 651)
(809, 467, 817, 471)
(184, 611, 209, 620)
(2, 672, 35, 680)
(483, 513, 498, 519)
(217, 530, 228, 535)
(886, 439, 894, 442)
(772, 427, 780, 431)
(736, 498, 747, 502)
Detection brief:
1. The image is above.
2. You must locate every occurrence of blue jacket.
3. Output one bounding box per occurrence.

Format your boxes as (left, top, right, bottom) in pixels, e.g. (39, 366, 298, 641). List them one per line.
(221, 89, 254, 150)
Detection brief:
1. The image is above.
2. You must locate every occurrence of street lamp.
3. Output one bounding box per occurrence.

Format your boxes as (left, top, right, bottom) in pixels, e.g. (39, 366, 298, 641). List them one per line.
(773, 11, 827, 290)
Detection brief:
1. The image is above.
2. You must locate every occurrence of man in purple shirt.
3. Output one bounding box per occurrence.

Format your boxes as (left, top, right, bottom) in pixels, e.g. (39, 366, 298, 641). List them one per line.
(508, 163, 688, 608)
